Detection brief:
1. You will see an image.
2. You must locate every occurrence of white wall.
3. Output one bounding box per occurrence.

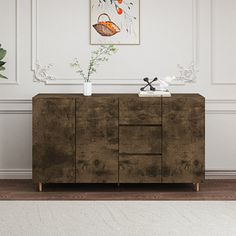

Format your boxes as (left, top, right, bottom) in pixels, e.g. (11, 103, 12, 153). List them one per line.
(0, 0, 236, 179)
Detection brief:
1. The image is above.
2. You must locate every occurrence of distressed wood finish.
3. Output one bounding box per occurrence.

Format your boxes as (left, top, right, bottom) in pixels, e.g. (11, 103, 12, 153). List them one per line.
(119, 97, 162, 125)
(162, 95, 205, 183)
(33, 98, 76, 183)
(119, 126, 162, 154)
(119, 155, 162, 183)
(33, 94, 205, 190)
(76, 97, 118, 183)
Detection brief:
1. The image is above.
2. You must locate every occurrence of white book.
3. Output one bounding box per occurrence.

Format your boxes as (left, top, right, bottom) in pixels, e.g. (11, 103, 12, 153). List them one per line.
(139, 90, 171, 97)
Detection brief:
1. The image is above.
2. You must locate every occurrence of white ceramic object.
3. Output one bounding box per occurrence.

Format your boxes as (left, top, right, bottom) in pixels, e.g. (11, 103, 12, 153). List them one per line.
(83, 82, 92, 96)
(158, 76, 176, 91)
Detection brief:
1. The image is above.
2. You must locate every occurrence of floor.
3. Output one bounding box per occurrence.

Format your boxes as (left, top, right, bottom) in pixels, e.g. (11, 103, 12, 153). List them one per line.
(1, 201, 236, 235)
(0, 179, 236, 200)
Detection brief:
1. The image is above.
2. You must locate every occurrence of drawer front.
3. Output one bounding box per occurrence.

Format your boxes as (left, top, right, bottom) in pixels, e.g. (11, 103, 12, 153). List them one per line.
(119, 97, 162, 125)
(119, 126, 162, 154)
(119, 155, 162, 183)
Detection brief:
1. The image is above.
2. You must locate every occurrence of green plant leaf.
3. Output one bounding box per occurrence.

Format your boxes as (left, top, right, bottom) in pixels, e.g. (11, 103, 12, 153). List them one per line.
(0, 48, 7, 60)
(0, 61, 6, 67)
(0, 74, 7, 79)
(0, 66, 6, 71)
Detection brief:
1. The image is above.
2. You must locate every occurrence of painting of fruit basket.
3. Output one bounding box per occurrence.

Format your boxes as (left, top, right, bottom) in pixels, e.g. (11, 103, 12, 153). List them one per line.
(90, 0, 140, 45)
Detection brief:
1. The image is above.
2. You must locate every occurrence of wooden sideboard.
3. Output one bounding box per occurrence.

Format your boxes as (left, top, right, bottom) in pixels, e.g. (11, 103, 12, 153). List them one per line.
(33, 94, 205, 192)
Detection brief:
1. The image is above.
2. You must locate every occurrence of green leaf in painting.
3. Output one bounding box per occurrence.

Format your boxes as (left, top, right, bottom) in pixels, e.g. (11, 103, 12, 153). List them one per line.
(0, 48, 7, 60)
(0, 74, 7, 79)
(0, 61, 6, 67)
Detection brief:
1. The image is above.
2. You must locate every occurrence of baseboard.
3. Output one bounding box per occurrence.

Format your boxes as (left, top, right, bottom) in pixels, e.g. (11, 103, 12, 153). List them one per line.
(0, 169, 236, 180)
(0, 169, 32, 179)
(205, 170, 236, 179)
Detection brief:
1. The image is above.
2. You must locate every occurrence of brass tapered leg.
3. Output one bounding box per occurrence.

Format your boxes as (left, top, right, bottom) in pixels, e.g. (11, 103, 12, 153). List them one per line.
(194, 183, 200, 192)
(38, 183, 43, 192)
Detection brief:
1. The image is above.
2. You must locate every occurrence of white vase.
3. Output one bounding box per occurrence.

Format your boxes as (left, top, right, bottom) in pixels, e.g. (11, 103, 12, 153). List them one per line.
(83, 82, 92, 96)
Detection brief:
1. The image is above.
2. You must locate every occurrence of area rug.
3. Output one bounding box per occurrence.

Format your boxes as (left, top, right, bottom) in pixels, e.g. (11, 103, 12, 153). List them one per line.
(0, 201, 236, 235)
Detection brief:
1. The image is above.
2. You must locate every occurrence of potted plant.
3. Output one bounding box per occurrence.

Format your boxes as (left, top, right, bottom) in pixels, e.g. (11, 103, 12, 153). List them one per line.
(0, 44, 7, 79)
(71, 45, 117, 96)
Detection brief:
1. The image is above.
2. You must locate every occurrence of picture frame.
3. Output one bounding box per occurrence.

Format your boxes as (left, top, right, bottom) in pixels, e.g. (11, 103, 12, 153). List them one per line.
(90, 0, 140, 45)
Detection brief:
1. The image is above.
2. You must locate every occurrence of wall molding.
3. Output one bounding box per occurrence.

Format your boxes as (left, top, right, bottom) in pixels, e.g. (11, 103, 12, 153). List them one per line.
(207, 99, 236, 104)
(206, 170, 236, 179)
(206, 99, 236, 114)
(0, 99, 32, 114)
(206, 110, 236, 115)
(0, 0, 19, 85)
(0, 110, 32, 115)
(1, 98, 236, 115)
(0, 169, 235, 180)
(210, 0, 236, 85)
(1, 98, 236, 114)
(0, 99, 32, 104)
(0, 169, 32, 179)
(31, 0, 199, 85)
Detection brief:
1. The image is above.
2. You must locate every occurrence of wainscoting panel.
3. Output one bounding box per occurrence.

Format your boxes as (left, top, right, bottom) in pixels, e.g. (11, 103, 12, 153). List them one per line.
(206, 113, 236, 170)
(211, 0, 236, 84)
(32, 0, 197, 85)
(0, 101, 32, 179)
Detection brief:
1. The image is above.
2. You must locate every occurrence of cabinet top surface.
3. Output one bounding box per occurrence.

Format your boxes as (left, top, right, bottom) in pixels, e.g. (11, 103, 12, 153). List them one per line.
(33, 93, 204, 99)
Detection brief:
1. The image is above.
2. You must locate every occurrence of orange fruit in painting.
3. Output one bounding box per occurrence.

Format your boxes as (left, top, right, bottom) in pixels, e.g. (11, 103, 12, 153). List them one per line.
(100, 21, 116, 32)
(117, 8, 123, 15)
(118, 0, 123, 3)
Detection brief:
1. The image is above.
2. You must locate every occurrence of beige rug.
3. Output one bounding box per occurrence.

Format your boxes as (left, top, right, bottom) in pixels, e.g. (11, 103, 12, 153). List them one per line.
(0, 201, 236, 236)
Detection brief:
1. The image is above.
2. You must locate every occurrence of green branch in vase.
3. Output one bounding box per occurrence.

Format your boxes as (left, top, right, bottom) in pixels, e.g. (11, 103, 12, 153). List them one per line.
(71, 45, 118, 83)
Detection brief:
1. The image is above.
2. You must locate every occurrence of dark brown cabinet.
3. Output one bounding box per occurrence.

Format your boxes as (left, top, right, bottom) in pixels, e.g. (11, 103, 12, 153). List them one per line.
(33, 94, 205, 192)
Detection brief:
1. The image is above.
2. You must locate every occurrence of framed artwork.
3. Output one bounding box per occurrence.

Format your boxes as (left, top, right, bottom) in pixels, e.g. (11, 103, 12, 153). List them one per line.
(90, 0, 140, 45)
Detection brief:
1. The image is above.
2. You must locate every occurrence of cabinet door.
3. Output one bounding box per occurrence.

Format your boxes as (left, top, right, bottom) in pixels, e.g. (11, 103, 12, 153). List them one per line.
(162, 95, 205, 183)
(76, 97, 118, 183)
(33, 98, 76, 183)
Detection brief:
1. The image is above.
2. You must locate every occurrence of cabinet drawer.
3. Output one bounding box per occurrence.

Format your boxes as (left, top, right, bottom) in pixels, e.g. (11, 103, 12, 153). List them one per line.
(119, 126, 162, 154)
(119, 155, 162, 183)
(119, 97, 161, 125)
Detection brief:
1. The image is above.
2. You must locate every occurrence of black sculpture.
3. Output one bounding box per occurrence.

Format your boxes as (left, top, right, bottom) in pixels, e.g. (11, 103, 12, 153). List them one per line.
(140, 77, 158, 91)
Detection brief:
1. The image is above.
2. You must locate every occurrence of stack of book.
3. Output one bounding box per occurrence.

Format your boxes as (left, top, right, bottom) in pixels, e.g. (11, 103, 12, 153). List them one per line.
(139, 90, 171, 97)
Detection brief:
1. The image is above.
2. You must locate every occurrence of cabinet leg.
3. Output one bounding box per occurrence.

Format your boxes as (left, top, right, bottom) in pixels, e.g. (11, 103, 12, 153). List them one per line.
(38, 182, 43, 192)
(194, 183, 200, 192)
